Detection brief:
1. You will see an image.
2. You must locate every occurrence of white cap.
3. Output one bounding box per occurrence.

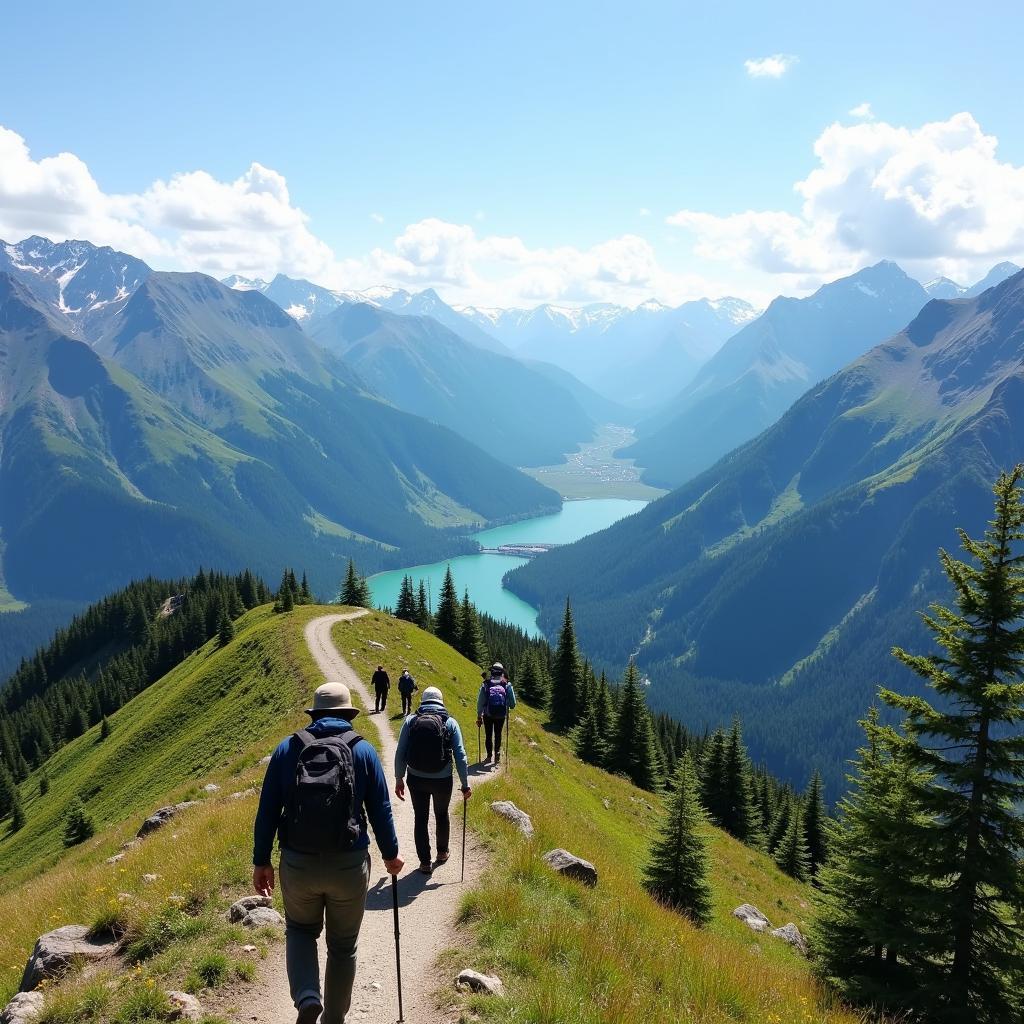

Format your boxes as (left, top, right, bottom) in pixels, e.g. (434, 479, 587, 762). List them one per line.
(421, 686, 443, 703)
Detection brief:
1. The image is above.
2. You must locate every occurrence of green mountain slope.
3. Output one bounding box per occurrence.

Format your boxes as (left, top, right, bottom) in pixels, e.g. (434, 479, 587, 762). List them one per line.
(309, 302, 597, 466)
(0, 606, 856, 1024)
(509, 270, 1024, 796)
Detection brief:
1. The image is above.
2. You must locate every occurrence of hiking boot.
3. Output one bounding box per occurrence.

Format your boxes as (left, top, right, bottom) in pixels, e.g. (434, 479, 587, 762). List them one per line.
(483, 753, 492, 764)
(494, 751, 501, 765)
(296, 998, 322, 1024)
(434, 851, 450, 865)
(418, 862, 433, 875)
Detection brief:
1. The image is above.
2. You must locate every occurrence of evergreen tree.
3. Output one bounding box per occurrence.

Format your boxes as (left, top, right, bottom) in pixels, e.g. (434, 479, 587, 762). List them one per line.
(39, 770, 49, 797)
(811, 708, 934, 1015)
(339, 559, 371, 608)
(774, 804, 811, 881)
(217, 604, 235, 647)
(801, 770, 828, 877)
(880, 466, 1024, 1024)
(299, 572, 312, 603)
(549, 598, 584, 731)
(516, 650, 549, 708)
(395, 576, 417, 622)
(572, 702, 609, 768)
(643, 752, 713, 925)
(610, 662, 661, 790)
(721, 718, 761, 844)
(99, 715, 111, 740)
(9, 791, 25, 833)
(0, 764, 16, 817)
(280, 586, 295, 613)
(415, 580, 432, 631)
(62, 796, 95, 847)
(433, 566, 462, 648)
(699, 729, 729, 827)
(458, 590, 489, 668)
(768, 792, 793, 854)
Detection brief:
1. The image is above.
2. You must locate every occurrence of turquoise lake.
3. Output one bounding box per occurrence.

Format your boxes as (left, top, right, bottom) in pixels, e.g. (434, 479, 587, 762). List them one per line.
(368, 498, 646, 635)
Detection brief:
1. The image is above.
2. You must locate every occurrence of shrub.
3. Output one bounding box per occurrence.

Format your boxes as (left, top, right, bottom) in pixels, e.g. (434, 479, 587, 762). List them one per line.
(187, 952, 229, 991)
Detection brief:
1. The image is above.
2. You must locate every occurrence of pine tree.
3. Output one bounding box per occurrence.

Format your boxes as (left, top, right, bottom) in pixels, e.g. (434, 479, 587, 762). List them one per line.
(721, 718, 761, 844)
(572, 703, 609, 768)
(62, 796, 95, 847)
(0, 764, 16, 817)
(879, 466, 1024, 1024)
(643, 752, 713, 925)
(9, 791, 25, 833)
(415, 580, 432, 631)
(811, 709, 935, 1015)
(339, 559, 371, 608)
(39, 770, 49, 797)
(395, 576, 417, 622)
(549, 598, 584, 731)
(516, 650, 549, 708)
(99, 716, 111, 740)
(610, 662, 661, 790)
(768, 792, 793, 854)
(458, 591, 489, 668)
(217, 605, 235, 647)
(280, 586, 295, 613)
(433, 566, 462, 648)
(774, 804, 811, 881)
(299, 572, 312, 603)
(699, 729, 729, 827)
(801, 770, 828, 877)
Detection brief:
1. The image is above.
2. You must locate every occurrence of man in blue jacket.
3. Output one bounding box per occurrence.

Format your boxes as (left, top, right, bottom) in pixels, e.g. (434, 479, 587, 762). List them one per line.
(476, 662, 516, 765)
(394, 685, 471, 875)
(254, 681, 403, 1024)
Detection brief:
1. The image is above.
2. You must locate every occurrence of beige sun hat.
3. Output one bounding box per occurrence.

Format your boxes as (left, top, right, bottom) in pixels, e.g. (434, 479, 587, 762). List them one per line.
(306, 681, 359, 717)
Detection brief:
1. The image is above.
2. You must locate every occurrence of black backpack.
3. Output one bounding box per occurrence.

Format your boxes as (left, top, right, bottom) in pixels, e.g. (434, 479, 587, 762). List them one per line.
(283, 730, 364, 853)
(406, 710, 451, 773)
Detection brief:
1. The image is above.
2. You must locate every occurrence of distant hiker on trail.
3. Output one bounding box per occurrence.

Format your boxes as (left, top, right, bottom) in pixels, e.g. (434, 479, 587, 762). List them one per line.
(371, 664, 390, 714)
(477, 662, 516, 765)
(394, 685, 471, 875)
(397, 668, 417, 716)
(253, 681, 403, 1024)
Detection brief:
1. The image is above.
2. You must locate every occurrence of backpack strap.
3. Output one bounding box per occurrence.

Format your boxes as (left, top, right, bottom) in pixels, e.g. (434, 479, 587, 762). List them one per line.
(341, 731, 363, 752)
(293, 729, 316, 749)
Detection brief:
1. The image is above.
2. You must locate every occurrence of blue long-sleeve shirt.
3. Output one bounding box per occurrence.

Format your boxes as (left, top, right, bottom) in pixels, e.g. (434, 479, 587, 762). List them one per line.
(477, 678, 516, 717)
(253, 716, 399, 864)
(394, 700, 470, 789)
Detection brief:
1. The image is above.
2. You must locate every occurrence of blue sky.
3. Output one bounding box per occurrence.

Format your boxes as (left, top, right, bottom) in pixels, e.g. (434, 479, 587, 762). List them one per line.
(2, 0, 1022, 306)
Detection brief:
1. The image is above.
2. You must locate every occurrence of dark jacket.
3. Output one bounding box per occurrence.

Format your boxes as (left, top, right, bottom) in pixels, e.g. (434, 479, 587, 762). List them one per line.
(371, 669, 390, 692)
(253, 716, 399, 864)
(397, 672, 417, 695)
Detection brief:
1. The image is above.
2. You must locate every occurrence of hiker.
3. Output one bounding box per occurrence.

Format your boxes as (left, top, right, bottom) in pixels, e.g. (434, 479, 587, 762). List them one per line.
(253, 681, 403, 1024)
(394, 685, 471, 874)
(397, 668, 417, 715)
(477, 662, 516, 765)
(371, 664, 390, 714)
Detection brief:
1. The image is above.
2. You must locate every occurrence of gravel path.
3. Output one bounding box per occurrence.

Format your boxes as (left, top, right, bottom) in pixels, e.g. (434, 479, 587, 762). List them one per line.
(246, 611, 499, 1024)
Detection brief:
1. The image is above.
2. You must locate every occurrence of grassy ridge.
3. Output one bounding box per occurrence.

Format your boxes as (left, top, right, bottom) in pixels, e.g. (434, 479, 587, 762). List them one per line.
(334, 613, 858, 1024)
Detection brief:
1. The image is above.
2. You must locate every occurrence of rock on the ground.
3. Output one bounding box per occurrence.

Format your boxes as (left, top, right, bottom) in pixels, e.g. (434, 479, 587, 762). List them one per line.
(241, 906, 284, 928)
(490, 801, 534, 838)
(601, 799, 611, 810)
(19, 926, 119, 991)
(202, 783, 220, 793)
(136, 801, 200, 838)
(121, 838, 141, 852)
(241, 945, 257, 954)
(543, 755, 556, 766)
(259, 754, 273, 765)
(229, 787, 258, 800)
(455, 969, 504, 996)
(228, 895, 273, 923)
(166, 991, 203, 1021)
(367, 640, 386, 650)
(105, 853, 125, 865)
(1, 991, 44, 1024)
(732, 904, 771, 933)
(770, 923, 808, 954)
(142, 874, 159, 884)
(542, 849, 598, 887)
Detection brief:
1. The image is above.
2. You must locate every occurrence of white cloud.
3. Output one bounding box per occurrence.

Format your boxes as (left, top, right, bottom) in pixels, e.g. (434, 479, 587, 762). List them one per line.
(849, 102, 874, 120)
(639, 207, 651, 217)
(667, 112, 1024, 285)
(369, 212, 384, 223)
(744, 54, 798, 78)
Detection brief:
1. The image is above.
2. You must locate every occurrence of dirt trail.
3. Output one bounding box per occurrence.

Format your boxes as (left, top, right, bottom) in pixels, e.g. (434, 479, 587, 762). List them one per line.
(247, 611, 500, 1024)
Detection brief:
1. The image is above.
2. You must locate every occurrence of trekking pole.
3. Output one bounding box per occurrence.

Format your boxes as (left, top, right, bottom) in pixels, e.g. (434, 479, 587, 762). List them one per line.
(461, 795, 467, 882)
(477, 722, 481, 764)
(505, 714, 511, 775)
(391, 874, 404, 1022)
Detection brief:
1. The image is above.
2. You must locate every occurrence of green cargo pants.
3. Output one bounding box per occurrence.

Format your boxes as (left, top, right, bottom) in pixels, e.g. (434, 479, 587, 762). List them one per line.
(279, 847, 371, 1024)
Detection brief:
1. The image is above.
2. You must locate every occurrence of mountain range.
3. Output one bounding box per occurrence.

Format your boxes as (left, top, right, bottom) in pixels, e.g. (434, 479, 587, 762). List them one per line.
(508, 268, 1024, 796)
(924, 260, 1020, 299)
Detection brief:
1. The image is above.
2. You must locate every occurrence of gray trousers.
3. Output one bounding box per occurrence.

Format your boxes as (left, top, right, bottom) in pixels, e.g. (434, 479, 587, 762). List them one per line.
(279, 847, 370, 1024)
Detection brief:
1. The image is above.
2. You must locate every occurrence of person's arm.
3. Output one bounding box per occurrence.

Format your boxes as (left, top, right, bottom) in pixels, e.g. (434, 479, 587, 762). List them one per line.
(506, 682, 516, 709)
(476, 684, 486, 718)
(252, 739, 289, 893)
(359, 744, 401, 869)
(449, 719, 471, 791)
(394, 719, 410, 795)
(384, 672, 391, 687)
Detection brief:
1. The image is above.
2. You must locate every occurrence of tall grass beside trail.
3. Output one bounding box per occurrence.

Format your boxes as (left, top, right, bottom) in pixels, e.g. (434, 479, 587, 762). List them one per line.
(333, 613, 862, 1024)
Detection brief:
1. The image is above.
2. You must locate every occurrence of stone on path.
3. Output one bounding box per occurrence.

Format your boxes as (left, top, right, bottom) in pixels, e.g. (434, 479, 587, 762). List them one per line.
(19, 925, 119, 991)
(770, 923, 808, 954)
(241, 907, 284, 928)
(455, 969, 504, 996)
(732, 904, 771, 933)
(490, 801, 534, 838)
(542, 848, 598, 887)
(136, 801, 200, 838)
(1, 992, 43, 1024)
(166, 991, 203, 1021)
(228, 895, 273, 923)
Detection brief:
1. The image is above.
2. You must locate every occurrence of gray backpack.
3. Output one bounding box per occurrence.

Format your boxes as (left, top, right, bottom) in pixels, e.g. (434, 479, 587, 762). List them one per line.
(283, 730, 364, 852)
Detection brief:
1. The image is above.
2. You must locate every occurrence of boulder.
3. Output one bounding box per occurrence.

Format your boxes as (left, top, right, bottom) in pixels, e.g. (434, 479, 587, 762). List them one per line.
(228, 895, 273, 923)
(732, 904, 771, 933)
(542, 849, 598, 887)
(367, 640, 386, 650)
(229, 787, 258, 800)
(19, 925, 119, 991)
(0, 992, 43, 1024)
(202, 783, 220, 794)
(136, 801, 200, 838)
(490, 801, 534, 838)
(543, 755, 556, 767)
(770, 923, 808, 954)
(455, 969, 504, 996)
(105, 853, 125, 865)
(241, 907, 284, 928)
(166, 991, 203, 1021)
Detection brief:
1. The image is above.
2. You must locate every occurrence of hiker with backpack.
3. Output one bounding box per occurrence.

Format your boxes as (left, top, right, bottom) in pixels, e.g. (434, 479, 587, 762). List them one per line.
(397, 668, 417, 716)
(394, 685, 471, 875)
(253, 681, 403, 1024)
(477, 662, 516, 765)
(371, 664, 390, 714)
